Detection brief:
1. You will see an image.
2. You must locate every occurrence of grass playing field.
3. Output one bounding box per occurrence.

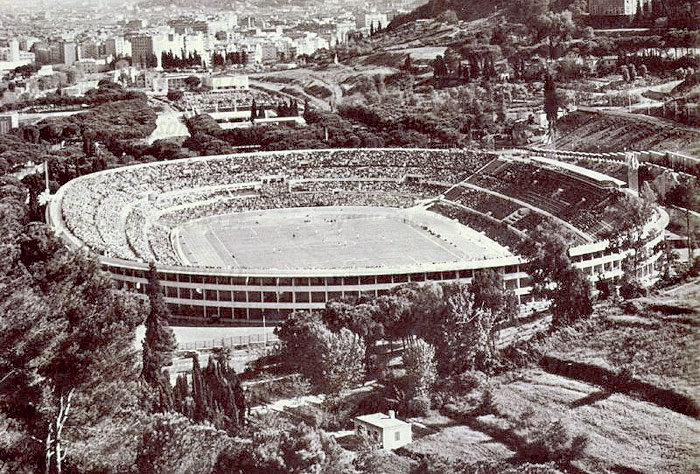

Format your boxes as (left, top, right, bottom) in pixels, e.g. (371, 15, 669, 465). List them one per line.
(174, 206, 509, 270)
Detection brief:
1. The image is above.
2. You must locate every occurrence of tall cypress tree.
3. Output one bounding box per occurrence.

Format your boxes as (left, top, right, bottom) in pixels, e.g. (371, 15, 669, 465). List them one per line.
(191, 355, 211, 423)
(141, 262, 177, 410)
(544, 72, 559, 139)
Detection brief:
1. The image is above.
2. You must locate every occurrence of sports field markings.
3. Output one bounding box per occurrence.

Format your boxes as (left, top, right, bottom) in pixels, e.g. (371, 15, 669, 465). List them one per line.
(403, 221, 468, 262)
(207, 227, 240, 269)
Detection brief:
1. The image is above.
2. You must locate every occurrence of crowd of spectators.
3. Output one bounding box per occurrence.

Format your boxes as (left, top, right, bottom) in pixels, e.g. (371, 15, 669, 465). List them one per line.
(59, 149, 634, 265)
(451, 187, 522, 220)
(429, 202, 525, 251)
(61, 149, 491, 262)
(471, 159, 622, 236)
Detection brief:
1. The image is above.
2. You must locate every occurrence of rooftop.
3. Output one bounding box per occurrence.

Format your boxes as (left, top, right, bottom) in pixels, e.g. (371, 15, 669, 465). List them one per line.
(355, 412, 409, 429)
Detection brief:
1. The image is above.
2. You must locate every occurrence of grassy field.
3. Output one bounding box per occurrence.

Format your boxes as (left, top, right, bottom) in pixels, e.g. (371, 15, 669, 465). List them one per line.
(176, 206, 503, 270)
(480, 369, 700, 474)
(403, 422, 513, 463)
(539, 284, 700, 406)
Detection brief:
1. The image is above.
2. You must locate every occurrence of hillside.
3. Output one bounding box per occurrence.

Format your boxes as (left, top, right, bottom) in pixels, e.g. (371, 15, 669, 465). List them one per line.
(389, 0, 503, 28)
(554, 109, 700, 157)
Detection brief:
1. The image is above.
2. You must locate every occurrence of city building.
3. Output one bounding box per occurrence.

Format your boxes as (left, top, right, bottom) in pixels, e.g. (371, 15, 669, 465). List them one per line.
(49, 44, 62, 65)
(354, 412, 412, 450)
(259, 42, 277, 62)
(169, 17, 210, 35)
(0, 113, 19, 135)
(61, 80, 99, 97)
(0, 39, 34, 69)
(75, 59, 100, 74)
(589, 0, 649, 16)
(293, 33, 329, 57)
(60, 42, 77, 66)
(126, 19, 148, 30)
(79, 40, 100, 59)
(356, 11, 388, 29)
(106, 37, 132, 59)
(335, 22, 356, 44)
(37, 65, 54, 76)
(131, 35, 154, 68)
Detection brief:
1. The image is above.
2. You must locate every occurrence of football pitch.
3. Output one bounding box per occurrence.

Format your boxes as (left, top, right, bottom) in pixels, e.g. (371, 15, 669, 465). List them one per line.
(174, 206, 509, 270)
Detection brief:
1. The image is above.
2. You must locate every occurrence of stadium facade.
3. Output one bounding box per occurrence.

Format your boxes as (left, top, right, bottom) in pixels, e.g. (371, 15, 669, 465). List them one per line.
(46, 148, 669, 326)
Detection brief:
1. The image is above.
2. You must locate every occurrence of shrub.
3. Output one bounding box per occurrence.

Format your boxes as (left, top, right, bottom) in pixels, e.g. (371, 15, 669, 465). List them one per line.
(595, 277, 615, 300)
(408, 394, 431, 416)
(619, 277, 647, 300)
(515, 419, 589, 467)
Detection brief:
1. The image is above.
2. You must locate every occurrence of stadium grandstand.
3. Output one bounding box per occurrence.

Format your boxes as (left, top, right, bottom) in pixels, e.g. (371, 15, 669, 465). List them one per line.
(47, 148, 669, 326)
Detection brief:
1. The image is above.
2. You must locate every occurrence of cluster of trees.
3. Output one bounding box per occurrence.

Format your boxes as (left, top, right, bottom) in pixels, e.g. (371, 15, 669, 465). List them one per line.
(544, 73, 560, 136)
(275, 99, 300, 118)
(276, 269, 520, 415)
(389, 0, 504, 27)
(136, 53, 159, 69)
(599, 191, 660, 298)
(620, 64, 644, 82)
(143, 263, 247, 435)
(182, 102, 471, 155)
(432, 53, 498, 83)
(276, 311, 366, 396)
(172, 353, 246, 433)
(1, 79, 147, 112)
(161, 50, 205, 70)
(618, 53, 698, 78)
(0, 174, 146, 473)
(0, 82, 157, 181)
(369, 21, 384, 37)
(211, 50, 249, 67)
(250, 99, 266, 121)
(518, 220, 593, 326)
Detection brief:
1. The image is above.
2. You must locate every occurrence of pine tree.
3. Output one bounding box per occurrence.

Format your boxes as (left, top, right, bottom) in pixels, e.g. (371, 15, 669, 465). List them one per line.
(402, 338, 437, 415)
(635, 0, 644, 24)
(191, 355, 210, 423)
(141, 263, 177, 411)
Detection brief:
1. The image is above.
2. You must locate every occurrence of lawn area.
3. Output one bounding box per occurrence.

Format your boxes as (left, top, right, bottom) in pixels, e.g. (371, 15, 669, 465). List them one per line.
(403, 422, 513, 463)
(481, 369, 700, 474)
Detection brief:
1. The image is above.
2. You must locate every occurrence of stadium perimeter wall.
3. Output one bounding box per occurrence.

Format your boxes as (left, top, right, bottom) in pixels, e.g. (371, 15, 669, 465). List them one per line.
(46, 150, 669, 326)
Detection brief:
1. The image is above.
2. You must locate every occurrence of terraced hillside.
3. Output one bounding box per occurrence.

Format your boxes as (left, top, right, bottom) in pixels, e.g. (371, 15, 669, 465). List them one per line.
(555, 110, 700, 157)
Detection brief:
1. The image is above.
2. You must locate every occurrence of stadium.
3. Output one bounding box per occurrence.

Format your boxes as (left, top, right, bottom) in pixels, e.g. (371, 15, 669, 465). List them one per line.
(46, 148, 669, 326)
